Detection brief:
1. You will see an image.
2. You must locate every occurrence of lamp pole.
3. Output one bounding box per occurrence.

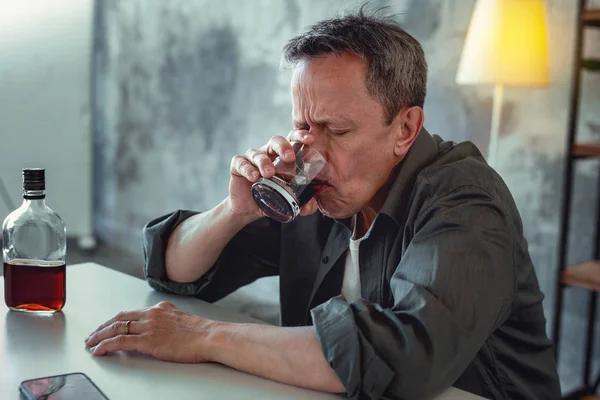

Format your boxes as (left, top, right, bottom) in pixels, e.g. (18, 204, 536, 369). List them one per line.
(488, 83, 504, 167)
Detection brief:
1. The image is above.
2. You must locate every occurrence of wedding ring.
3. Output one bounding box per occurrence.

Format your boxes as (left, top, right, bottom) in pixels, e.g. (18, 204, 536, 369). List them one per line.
(124, 320, 131, 335)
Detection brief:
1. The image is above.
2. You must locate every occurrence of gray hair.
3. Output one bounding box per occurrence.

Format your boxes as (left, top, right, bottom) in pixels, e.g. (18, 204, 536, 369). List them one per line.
(282, 6, 427, 125)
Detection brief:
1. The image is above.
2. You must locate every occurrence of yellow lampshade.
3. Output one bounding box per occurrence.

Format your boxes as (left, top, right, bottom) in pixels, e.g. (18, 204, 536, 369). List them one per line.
(456, 0, 550, 87)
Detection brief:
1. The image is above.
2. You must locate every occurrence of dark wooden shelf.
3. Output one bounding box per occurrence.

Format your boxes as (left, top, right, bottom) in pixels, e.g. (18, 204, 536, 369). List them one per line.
(561, 261, 600, 291)
(563, 386, 600, 400)
(583, 9, 600, 27)
(553, 2, 600, 392)
(583, 59, 600, 71)
(573, 142, 600, 158)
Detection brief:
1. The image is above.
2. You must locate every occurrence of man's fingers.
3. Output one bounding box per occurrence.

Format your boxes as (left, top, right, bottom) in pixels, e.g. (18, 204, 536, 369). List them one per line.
(85, 320, 149, 348)
(261, 136, 295, 162)
(230, 155, 260, 182)
(231, 134, 314, 184)
(90, 334, 142, 356)
(245, 149, 276, 178)
(287, 130, 315, 146)
(91, 310, 142, 334)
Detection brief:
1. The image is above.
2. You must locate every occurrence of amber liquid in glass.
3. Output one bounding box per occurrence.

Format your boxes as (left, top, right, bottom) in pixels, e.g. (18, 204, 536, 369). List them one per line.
(276, 173, 327, 206)
(4, 259, 66, 312)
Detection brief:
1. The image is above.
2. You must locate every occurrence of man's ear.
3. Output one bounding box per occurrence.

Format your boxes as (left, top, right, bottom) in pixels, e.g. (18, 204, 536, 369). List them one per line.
(393, 106, 424, 158)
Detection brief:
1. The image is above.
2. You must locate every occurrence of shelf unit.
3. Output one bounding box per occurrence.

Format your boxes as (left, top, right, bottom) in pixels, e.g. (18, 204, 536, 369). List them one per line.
(553, 1, 600, 399)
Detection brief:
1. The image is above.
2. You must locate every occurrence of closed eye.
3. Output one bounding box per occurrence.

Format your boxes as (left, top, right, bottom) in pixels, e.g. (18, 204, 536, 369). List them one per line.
(329, 128, 352, 136)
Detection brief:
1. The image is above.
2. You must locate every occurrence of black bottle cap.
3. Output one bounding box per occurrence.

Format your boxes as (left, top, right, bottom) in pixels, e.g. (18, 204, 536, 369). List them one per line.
(23, 168, 45, 191)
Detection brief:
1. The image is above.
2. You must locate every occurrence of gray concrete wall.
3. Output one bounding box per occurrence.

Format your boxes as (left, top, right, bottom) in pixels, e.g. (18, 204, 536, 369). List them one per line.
(93, 0, 600, 392)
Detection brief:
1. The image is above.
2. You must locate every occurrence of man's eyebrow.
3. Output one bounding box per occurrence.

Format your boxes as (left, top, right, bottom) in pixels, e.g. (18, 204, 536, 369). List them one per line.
(292, 117, 356, 126)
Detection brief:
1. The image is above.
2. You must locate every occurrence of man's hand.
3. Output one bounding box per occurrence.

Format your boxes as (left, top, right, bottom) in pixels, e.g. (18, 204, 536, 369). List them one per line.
(85, 301, 345, 394)
(84, 301, 217, 363)
(227, 131, 319, 220)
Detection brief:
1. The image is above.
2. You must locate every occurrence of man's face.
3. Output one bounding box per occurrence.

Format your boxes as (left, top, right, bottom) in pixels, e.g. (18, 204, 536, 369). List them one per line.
(291, 53, 403, 219)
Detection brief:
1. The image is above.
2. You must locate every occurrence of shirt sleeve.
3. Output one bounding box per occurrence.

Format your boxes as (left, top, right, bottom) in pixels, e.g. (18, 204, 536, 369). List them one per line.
(143, 210, 280, 303)
(310, 186, 516, 400)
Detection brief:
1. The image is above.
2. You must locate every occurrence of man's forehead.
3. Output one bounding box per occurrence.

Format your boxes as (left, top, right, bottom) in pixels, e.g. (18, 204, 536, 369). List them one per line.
(289, 54, 375, 125)
(291, 53, 367, 85)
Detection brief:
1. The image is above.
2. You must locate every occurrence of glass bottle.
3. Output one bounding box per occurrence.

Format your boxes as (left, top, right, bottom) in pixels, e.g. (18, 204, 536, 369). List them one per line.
(2, 168, 67, 312)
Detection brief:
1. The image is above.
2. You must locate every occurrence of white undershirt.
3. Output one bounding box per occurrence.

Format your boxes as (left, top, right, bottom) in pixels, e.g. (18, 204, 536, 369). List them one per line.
(341, 214, 373, 303)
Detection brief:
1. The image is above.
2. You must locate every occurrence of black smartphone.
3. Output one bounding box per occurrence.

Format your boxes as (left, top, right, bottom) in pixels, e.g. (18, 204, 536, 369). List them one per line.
(20, 372, 109, 400)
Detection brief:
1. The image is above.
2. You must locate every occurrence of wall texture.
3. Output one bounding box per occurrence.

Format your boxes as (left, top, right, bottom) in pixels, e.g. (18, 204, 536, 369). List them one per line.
(93, 0, 600, 392)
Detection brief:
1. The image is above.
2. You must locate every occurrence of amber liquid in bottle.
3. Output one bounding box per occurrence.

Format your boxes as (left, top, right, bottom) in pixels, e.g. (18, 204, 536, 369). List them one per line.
(2, 168, 67, 313)
(4, 259, 66, 312)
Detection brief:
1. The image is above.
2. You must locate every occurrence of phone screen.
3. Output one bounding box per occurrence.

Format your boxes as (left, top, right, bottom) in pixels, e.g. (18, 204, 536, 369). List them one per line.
(21, 373, 108, 400)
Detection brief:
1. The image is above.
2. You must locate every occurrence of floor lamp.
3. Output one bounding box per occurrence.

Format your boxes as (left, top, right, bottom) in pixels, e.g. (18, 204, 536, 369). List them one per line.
(456, 0, 550, 167)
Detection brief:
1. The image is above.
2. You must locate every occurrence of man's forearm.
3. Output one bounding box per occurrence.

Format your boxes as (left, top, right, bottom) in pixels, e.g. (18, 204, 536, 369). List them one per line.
(165, 198, 258, 283)
(206, 323, 345, 394)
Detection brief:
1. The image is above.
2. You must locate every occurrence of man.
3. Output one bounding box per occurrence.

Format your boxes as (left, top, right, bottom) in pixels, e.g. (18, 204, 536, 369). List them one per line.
(85, 9, 561, 400)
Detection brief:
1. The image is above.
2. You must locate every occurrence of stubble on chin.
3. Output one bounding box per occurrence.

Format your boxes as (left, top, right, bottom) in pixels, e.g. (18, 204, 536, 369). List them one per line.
(316, 197, 352, 220)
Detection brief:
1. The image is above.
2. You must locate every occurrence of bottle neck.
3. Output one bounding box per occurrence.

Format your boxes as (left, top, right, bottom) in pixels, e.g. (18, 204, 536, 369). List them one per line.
(23, 189, 46, 206)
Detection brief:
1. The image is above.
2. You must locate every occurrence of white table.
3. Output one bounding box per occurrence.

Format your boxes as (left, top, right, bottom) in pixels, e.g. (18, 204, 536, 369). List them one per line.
(1, 263, 482, 399)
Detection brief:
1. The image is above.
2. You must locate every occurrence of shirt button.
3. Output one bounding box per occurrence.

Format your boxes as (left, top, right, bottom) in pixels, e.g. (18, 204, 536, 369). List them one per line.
(322, 255, 329, 264)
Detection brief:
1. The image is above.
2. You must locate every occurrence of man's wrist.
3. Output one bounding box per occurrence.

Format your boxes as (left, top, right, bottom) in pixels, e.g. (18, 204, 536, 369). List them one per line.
(221, 198, 262, 228)
(198, 319, 236, 364)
